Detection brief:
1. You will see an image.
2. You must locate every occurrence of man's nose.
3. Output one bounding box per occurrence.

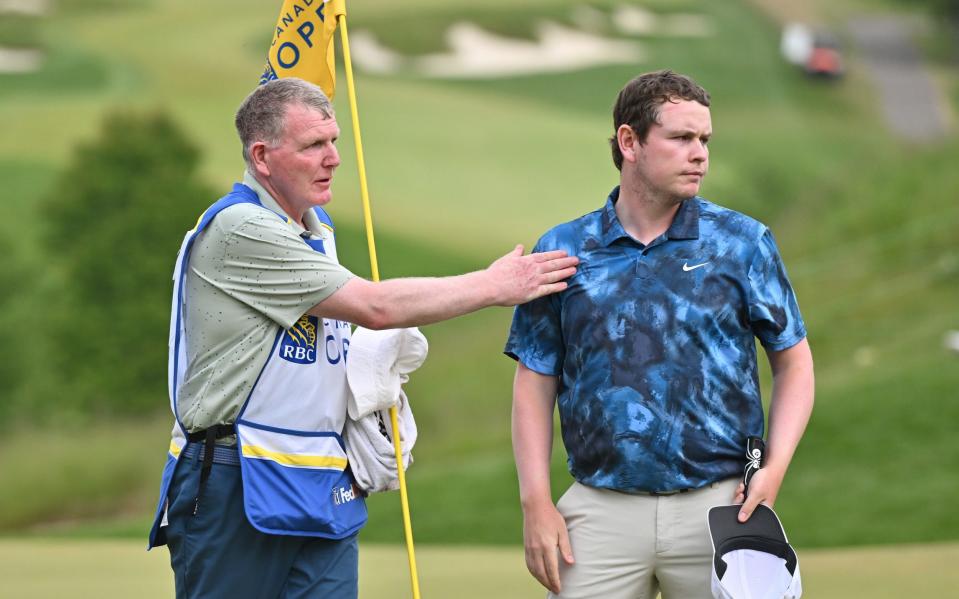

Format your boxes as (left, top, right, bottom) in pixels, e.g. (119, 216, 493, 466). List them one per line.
(326, 145, 341, 168)
(690, 139, 708, 162)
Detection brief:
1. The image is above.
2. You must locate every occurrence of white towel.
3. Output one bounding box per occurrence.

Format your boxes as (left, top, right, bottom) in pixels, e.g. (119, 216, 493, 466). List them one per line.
(344, 327, 426, 493)
(346, 327, 428, 419)
(344, 390, 417, 493)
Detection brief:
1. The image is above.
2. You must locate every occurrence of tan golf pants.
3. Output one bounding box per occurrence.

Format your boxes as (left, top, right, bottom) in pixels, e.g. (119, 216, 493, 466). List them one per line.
(547, 478, 739, 599)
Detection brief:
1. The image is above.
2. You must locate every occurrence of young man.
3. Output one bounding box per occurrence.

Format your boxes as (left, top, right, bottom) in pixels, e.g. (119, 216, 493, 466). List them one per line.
(505, 70, 814, 598)
(147, 77, 578, 598)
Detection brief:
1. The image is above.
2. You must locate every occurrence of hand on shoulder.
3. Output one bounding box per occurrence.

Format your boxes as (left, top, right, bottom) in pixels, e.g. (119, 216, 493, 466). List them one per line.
(484, 245, 579, 306)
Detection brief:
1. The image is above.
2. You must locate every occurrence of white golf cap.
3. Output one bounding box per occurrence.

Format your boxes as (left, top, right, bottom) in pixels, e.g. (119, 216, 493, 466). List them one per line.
(707, 504, 802, 599)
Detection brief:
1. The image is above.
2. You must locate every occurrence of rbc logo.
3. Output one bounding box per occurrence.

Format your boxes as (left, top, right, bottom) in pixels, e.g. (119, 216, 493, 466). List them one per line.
(280, 315, 318, 364)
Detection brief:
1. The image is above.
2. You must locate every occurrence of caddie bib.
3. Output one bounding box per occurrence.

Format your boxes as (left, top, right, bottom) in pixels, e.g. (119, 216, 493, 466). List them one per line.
(148, 183, 367, 549)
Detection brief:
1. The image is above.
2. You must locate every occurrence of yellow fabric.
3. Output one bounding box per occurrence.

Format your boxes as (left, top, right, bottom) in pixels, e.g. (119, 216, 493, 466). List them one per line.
(261, 0, 346, 99)
(242, 445, 348, 470)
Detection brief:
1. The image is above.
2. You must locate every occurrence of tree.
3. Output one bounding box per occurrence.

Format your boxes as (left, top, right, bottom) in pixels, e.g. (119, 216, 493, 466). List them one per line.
(0, 237, 25, 421)
(894, 0, 959, 21)
(42, 111, 215, 415)
(934, 0, 959, 20)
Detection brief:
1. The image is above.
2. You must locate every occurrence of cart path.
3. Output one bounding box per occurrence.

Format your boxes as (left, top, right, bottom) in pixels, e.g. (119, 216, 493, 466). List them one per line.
(847, 15, 952, 142)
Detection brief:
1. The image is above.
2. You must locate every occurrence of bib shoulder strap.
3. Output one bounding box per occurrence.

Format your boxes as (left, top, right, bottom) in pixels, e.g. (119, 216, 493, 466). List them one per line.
(193, 183, 265, 236)
(312, 206, 335, 230)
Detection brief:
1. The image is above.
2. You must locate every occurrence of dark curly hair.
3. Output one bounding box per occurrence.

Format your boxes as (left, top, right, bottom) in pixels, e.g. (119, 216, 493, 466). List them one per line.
(609, 70, 710, 171)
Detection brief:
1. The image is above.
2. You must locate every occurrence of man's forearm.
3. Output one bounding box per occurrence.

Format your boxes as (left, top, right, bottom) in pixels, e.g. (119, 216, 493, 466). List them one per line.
(512, 364, 574, 592)
(512, 365, 559, 509)
(735, 339, 814, 518)
(310, 246, 577, 330)
(345, 271, 498, 330)
(764, 339, 815, 479)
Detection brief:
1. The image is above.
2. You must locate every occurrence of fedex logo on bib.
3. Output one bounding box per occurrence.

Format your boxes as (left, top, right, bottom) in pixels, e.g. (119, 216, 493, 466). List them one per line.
(280, 315, 319, 364)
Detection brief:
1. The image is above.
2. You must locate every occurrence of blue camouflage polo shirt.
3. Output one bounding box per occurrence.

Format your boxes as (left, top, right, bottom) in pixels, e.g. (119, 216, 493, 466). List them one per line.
(505, 186, 806, 493)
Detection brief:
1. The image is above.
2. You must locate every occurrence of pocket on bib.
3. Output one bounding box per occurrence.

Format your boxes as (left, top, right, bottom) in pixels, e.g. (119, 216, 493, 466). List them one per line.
(236, 420, 367, 539)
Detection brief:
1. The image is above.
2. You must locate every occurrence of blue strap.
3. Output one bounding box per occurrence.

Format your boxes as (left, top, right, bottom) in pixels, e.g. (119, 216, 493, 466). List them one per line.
(304, 206, 335, 254)
(312, 205, 335, 229)
(301, 233, 326, 254)
(193, 183, 263, 236)
(171, 184, 271, 432)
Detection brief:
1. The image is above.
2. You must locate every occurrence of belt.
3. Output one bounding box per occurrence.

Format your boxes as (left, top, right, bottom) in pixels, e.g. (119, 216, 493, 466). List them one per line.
(629, 487, 694, 497)
(182, 441, 240, 467)
(619, 477, 736, 497)
(185, 424, 236, 515)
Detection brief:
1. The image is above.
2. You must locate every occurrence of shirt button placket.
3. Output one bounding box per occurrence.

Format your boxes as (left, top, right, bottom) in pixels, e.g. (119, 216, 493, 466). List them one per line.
(637, 249, 653, 281)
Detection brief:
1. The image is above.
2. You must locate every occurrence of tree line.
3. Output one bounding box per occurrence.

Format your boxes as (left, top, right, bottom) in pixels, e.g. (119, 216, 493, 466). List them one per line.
(0, 112, 213, 426)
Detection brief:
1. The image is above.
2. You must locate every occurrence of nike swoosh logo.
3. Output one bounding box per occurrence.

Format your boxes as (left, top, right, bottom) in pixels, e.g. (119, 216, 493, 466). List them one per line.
(682, 261, 709, 272)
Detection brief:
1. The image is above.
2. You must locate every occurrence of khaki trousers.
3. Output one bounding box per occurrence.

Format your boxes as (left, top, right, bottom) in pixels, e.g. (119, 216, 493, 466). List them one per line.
(548, 478, 739, 599)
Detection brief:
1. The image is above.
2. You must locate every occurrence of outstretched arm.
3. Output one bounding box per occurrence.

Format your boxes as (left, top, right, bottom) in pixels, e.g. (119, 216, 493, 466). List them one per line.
(513, 362, 574, 594)
(309, 245, 578, 329)
(734, 338, 815, 521)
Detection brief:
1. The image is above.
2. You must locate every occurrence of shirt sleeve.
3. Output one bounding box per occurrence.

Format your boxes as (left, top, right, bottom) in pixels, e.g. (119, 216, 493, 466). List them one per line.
(189, 207, 355, 329)
(503, 239, 565, 376)
(746, 228, 807, 351)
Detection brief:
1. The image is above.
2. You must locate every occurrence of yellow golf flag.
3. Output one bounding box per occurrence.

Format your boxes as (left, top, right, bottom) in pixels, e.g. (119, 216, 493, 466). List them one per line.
(259, 0, 346, 98)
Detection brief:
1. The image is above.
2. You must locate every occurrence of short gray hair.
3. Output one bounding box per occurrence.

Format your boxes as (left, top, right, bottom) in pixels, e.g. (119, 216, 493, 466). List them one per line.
(235, 78, 334, 167)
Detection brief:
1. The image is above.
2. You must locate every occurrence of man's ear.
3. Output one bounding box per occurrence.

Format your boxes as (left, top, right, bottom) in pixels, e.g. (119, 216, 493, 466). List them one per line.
(617, 124, 640, 165)
(249, 141, 270, 178)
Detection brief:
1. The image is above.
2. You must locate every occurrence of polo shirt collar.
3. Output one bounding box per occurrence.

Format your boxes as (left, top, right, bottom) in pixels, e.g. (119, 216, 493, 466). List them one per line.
(600, 186, 631, 246)
(241, 171, 325, 236)
(600, 185, 700, 246)
(666, 195, 700, 240)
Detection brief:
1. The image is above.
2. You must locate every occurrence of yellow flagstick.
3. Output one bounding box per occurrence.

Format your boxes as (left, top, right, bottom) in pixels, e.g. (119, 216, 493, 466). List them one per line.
(338, 14, 423, 599)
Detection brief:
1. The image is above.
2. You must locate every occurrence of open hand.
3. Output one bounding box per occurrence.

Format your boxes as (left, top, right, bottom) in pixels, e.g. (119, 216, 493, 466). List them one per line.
(487, 245, 578, 306)
(522, 500, 575, 594)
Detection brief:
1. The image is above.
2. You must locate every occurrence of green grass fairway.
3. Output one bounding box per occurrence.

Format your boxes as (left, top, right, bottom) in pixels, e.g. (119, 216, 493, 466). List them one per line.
(1, 0, 958, 551)
(1, 539, 956, 598)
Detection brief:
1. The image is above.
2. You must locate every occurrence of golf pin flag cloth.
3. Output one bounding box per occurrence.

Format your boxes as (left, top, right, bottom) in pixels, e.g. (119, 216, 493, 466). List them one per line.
(260, 0, 346, 99)
(707, 504, 802, 599)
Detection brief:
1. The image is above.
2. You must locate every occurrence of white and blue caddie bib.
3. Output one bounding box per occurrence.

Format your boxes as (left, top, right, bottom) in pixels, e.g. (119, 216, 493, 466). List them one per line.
(148, 183, 367, 549)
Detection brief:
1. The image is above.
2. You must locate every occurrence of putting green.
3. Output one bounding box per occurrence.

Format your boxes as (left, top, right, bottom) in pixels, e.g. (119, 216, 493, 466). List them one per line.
(1, 539, 955, 597)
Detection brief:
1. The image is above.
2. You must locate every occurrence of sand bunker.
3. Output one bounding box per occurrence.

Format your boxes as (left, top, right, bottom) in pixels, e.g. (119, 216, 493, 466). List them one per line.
(0, 47, 43, 73)
(351, 22, 643, 78)
(0, 0, 50, 16)
(350, 4, 711, 79)
(613, 5, 713, 37)
(417, 21, 644, 78)
(0, 0, 49, 73)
